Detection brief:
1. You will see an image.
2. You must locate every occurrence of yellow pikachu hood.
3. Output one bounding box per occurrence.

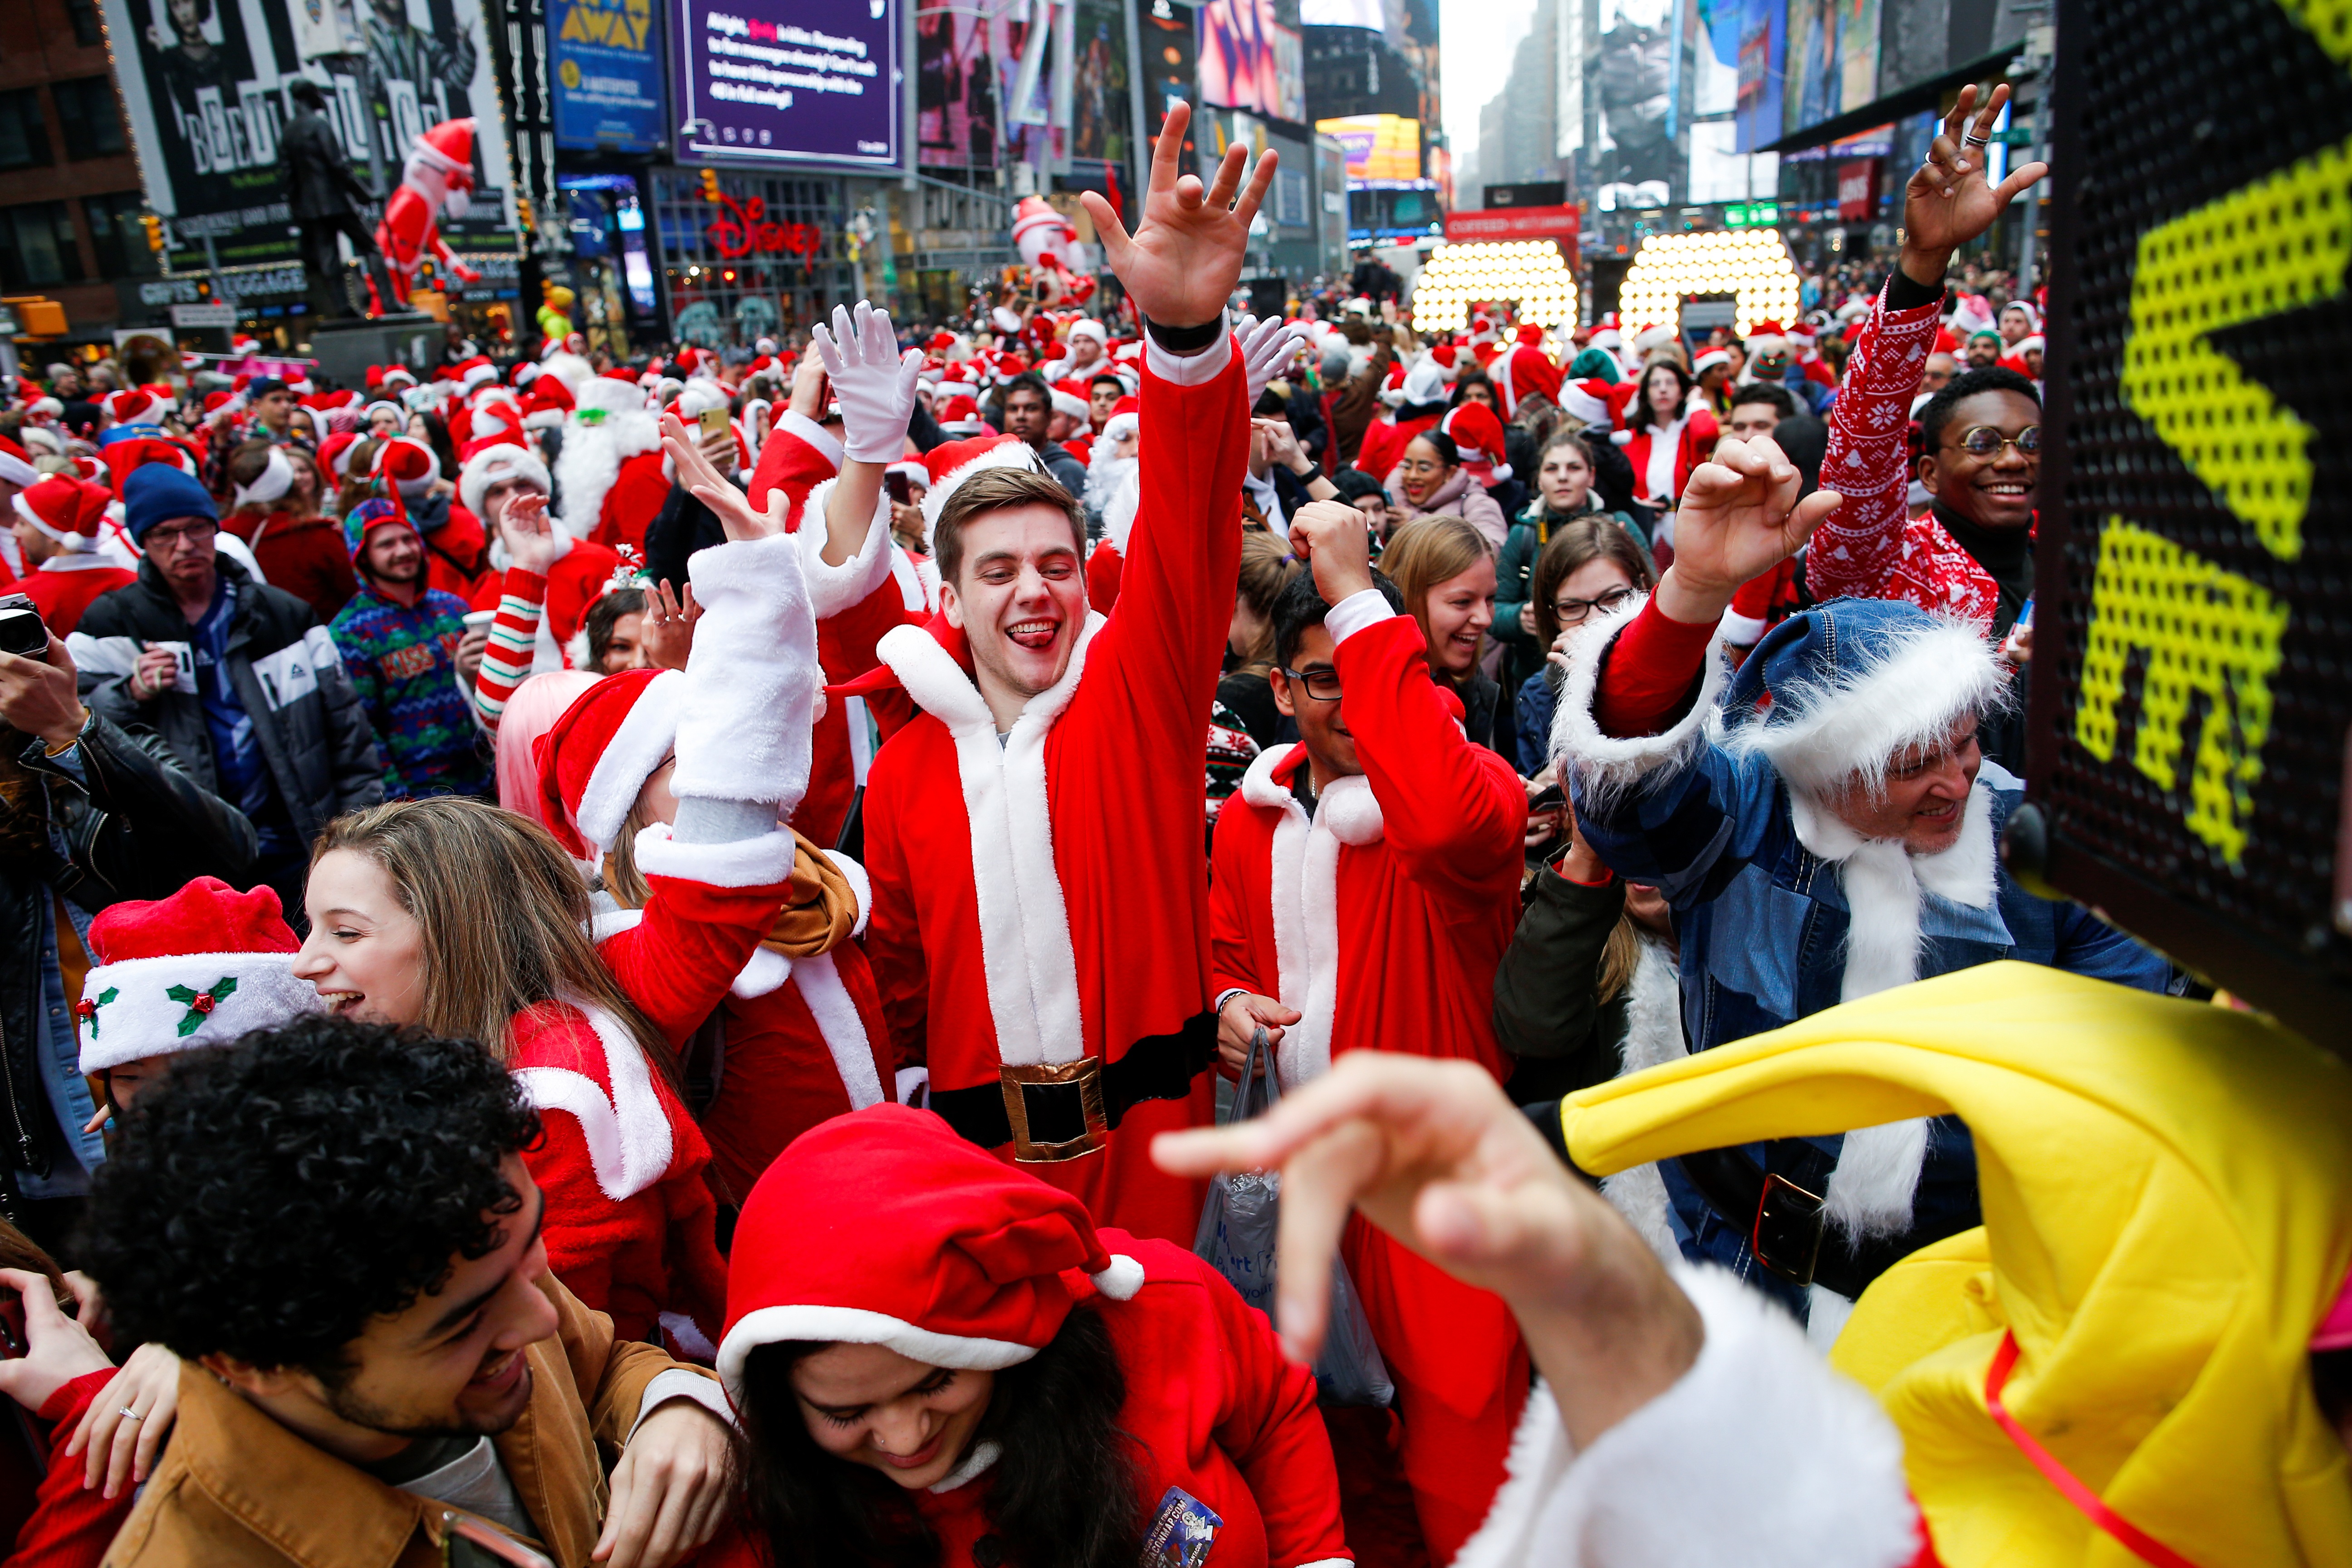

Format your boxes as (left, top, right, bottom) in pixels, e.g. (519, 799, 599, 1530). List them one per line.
(1555, 962, 2352, 1567)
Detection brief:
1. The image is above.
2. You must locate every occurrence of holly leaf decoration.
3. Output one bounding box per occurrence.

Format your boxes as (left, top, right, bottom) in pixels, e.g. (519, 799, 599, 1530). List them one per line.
(167, 977, 239, 1038)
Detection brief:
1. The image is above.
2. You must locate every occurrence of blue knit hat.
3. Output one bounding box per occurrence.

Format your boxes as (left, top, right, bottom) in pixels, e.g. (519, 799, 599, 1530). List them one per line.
(121, 463, 217, 542)
(1719, 596, 2009, 796)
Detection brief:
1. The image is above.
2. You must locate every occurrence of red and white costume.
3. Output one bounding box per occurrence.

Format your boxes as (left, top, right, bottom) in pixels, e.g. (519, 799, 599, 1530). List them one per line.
(10, 475, 133, 635)
(856, 330, 1249, 1245)
(706, 1103, 1351, 1568)
(559, 373, 669, 554)
(374, 119, 481, 309)
(1621, 407, 1720, 507)
(1804, 286, 2002, 628)
(1209, 601, 1530, 1563)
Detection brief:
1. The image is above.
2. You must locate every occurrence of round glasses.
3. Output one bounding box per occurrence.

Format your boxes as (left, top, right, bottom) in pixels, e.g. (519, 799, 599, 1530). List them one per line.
(1949, 424, 2041, 458)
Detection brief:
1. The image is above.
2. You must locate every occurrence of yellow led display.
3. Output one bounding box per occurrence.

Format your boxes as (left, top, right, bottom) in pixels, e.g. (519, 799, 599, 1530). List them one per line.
(1406, 241, 1582, 333)
(1613, 229, 1803, 339)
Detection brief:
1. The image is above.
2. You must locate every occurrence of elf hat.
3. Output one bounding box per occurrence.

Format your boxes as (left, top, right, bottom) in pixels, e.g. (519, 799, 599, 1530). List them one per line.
(716, 1103, 1144, 1396)
(533, 667, 688, 860)
(77, 877, 321, 1074)
(12, 475, 109, 552)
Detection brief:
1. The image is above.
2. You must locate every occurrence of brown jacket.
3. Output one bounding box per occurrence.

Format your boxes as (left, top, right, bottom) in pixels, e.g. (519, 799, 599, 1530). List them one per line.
(101, 1274, 714, 1568)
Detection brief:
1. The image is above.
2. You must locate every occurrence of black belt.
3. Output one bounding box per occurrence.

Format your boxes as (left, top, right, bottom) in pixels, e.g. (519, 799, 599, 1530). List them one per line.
(1675, 1140, 1941, 1300)
(928, 1010, 1216, 1161)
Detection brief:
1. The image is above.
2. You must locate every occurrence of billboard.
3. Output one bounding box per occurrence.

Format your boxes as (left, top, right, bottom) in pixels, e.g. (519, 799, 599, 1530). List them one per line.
(1733, 0, 1785, 153)
(1300, 0, 1382, 26)
(914, 0, 1046, 170)
(1140, 0, 1199, 157)
(1070, 0, 1133, 167)
(552, 0, 665, 152)
(102, 0, 518, 270)
(1783, 0, 1880, 138)
(1199, 0, 1305, 125)
(671, 0, 899, 168)
(1443, 204, 1577, 243)
(1315, 113, 1418, 181)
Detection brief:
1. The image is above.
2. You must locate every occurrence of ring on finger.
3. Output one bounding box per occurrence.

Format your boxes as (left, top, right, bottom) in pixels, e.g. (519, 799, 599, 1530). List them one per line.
(118, 1407, 142, 1421)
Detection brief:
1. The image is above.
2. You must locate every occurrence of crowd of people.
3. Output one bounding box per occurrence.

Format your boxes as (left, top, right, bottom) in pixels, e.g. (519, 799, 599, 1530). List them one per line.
(0, 89, 2342, 1568)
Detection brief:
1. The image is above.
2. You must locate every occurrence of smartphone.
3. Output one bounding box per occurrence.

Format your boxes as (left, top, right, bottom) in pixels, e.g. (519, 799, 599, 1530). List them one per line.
(1528, 783, 1567, 813)
(883, 470, 912, 506)
(698, 405, 731, 438)
(0, 1281, 24, 1359)
(0, 597, 44, 661)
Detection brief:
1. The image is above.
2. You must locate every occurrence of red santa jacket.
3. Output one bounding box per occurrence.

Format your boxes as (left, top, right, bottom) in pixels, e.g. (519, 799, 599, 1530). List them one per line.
(700, 1235, 1352, 1568)
(594, 858, 895, 1206)
(860, 340, 1249, 1246)
(235, 510, 359, 623)
(468, 532, 623, 672)
(19, 556, 134, 637)
(1621, 408, 1720, 506)
(421, 502, 492, 602)
(1086, 536, 1124, 613)
(588, 449, 671, 554)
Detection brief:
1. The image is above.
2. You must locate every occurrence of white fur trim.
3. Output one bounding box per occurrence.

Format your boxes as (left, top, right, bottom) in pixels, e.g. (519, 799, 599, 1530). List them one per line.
(1240, 743, 1385, 1092)
(1718, 607, 1768, 646)
(674, 531, 818, 816)
(1144, 315, 1235, 385)
(732, 946, 792, 1000)
(541, 352, 594, 391)
(876, 614, 1105, 1068)
(792, 951, 886, 1109)
(575, 669, 684, 854)
(929, 1440, 1002, 1493)
(1323, 588, 1396, 646)
(796, 475, 897, 620)
(1451, 1265, 1919, 1568)
(1719, 616, 2006, 798)
(822, 850, 872, 936)
(1597, 940, 1686, 1264)
(717, 1306, 1038, 1396)
(1551, 593, 1729, 807)
(1098, 464, 1139, 557)
(896, 1065, 930, 1106)
(775, 409, 843, 470)
(633, 823, 799, 887)
(511, 1004, 673, 1201)
(556, 409, 660, 538)
(916, 439, 1049, 553)
(459, 443, 550, 519)
(76, 956, 323, 1074)
(573, 376, 649, 416)
(1090, 1254, 1144, 1299)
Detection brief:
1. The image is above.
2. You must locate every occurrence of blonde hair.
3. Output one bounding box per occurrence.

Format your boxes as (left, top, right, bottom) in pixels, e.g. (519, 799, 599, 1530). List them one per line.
(313, 798, 680, 1088)
(1232, 529, 1304, 675)
(1379, 515, 1491, 652)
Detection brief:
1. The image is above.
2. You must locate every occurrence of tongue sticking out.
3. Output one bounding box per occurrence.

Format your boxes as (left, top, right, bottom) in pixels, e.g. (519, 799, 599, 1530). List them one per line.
(1007, 620, 1058, 651)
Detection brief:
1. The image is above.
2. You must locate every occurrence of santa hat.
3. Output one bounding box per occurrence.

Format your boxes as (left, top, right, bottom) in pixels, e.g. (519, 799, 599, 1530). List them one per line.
(380, 365, 418, 391)
(230, 445, 296, 514)
(1398, 357, 1450, 409)
(1515, 322, 1545, 348)
(456, 356, 498, 393)
(1047, 382, 1089, 421)
(521, 377, 573, 429)
(11, 475, 109, 552)
(934, 394, 985, 436)
(918, 434, 1048, 552)
(0, 435, 40, 489)
(885, 458, 929, 491)
(533, 668, 689, 860)
(411, 117, 475, 180)
(102, 388, 160, 426)
(372, 436, 440, 498)
(75, 877, 321, 1074)
(1692, 348, 1733, 376)
(1559, 377, 1637, 440)
(539, 351, 595, 391)
(715, 1103, 1145, 1396)
(318, 431, 363, 481)
(458, 440, 551, 519)
(1441, 402, 1512, 482)
(574, 374, 647, 418)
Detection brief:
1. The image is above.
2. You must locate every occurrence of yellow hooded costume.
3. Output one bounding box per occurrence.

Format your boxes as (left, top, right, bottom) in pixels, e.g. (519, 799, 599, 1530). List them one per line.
(1554, 961, 2352, 1566)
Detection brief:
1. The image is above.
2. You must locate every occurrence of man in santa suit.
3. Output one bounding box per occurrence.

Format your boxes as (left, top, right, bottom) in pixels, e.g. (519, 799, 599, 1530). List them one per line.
(1208, 500, 1531, 1563)
(561, 372, 669, 553)
(802, 104, 1309, 1245)
(9, 475, 133, 633)
(459, 441, 623, 694)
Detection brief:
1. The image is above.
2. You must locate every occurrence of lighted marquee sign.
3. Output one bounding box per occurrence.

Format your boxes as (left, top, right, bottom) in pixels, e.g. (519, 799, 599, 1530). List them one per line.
(1615, 229, 1801, 339)
(1407, 241, 1581, 332)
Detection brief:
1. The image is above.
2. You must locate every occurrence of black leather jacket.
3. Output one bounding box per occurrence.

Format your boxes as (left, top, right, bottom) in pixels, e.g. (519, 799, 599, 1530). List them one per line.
(0, 713, 257, 1201)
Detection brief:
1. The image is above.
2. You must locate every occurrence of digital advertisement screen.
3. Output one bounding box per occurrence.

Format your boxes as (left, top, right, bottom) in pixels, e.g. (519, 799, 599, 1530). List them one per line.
(552, 0, 666, 152)
(671, 0, 900, 168)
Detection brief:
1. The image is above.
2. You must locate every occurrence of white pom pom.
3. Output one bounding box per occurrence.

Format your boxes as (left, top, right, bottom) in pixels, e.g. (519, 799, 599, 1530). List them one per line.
(1611, 428, 1635, 446)
(1318, 775, 1386, 847)
(1091, 1254, 1145, 1301)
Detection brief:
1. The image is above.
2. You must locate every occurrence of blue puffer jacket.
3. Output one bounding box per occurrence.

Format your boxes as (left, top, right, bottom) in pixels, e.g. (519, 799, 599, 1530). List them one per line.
(1556, 598, 2172, 1321)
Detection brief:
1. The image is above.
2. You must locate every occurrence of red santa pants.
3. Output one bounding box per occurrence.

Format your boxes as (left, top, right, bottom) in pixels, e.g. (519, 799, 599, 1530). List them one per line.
(1340, 1215, 1529, 1564)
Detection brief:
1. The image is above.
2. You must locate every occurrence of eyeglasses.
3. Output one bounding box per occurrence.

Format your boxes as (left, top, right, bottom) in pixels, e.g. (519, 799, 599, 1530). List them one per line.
(1278, 666, 1343, 701)
(1947, 424, 2041, 458)
(143, 520, 218, 549)
(1551, 585, 1637, 625)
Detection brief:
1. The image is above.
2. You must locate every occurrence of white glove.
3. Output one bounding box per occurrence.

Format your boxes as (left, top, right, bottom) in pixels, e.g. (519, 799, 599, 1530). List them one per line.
(812, 301, 922, 464)
(1236, 314, 1314, 412)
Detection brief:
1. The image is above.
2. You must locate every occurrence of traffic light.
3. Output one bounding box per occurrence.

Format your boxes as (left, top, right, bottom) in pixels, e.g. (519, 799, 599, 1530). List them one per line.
(517, 197, 534, 230)
(700, 169, 722, 203)
(141, 214, 163, 254)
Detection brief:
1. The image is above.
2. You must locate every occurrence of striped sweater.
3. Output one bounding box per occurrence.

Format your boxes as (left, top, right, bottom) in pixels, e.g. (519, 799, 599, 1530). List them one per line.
(470, 567, 548, 730)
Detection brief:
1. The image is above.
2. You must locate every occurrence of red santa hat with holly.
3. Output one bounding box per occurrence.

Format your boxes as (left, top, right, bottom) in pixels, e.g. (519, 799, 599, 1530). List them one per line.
(715, 1103, 1143, 1396)
(75, 877, 323, 1077)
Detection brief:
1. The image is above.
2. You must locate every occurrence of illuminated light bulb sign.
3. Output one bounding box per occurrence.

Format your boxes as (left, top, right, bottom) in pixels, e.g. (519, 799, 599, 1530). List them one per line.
(1615, 230, 1801, 340)
(1407, 240, 1581, 334)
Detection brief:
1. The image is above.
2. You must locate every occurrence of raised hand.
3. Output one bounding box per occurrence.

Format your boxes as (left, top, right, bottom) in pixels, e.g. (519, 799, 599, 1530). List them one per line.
(1237, 313, 1313, 408)
(661, 412, 786, 544)
(1081, 101, 1276, 330)
(1654, 435, 1843, 625)
(812, 302, 921, 463)
(495, 488, 564, 577)
(787, 341, 828, 422)
(1900, 82, 2048, 282)
(1287, 500, 1375, 606)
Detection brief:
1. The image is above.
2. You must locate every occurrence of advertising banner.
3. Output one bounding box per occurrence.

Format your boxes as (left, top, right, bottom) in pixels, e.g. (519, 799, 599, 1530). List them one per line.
(915, 0, 1043, 170)
(1784, 0, 1880, 138)
(1140, 0, 1198, 158)
(1443, 205, 1578, 245)
(1733, 0, 1785, 153)
(102, 0, 519, 270)
(1834, 156, 1875, 218)
(1314, 113, 1418, 181)
(552, 0, 664, 151)
(1070, 0, 1132, 167)
(1198, 0, 1304, 125)
(671, 0, 900, 168)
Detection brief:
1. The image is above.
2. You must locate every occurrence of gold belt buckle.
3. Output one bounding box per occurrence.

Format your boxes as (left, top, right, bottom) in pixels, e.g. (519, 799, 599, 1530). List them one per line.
(999, 1057, 1108, 1162)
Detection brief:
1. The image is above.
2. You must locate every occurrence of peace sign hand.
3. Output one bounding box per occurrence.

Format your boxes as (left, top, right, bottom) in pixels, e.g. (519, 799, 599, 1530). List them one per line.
(1900, 82, 2048, 283)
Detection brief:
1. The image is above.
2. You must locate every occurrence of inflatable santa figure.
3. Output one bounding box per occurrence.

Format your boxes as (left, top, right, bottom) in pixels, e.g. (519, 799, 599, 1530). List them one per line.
(375, 118, 484, 311)
(1010, 195, 1096, 304)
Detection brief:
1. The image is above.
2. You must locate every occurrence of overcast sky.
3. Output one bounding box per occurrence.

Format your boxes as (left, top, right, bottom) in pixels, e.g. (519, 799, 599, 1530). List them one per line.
(1441, 0, 1540, 158)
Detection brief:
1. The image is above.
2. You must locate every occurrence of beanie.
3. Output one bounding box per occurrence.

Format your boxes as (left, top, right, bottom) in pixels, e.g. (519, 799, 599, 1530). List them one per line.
(121, 463, 217, 542)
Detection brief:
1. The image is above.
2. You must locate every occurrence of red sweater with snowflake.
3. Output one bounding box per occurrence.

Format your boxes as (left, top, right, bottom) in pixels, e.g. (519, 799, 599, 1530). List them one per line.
(1803, 284, 2002, 627)
(860, 336, 1248, 1246)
